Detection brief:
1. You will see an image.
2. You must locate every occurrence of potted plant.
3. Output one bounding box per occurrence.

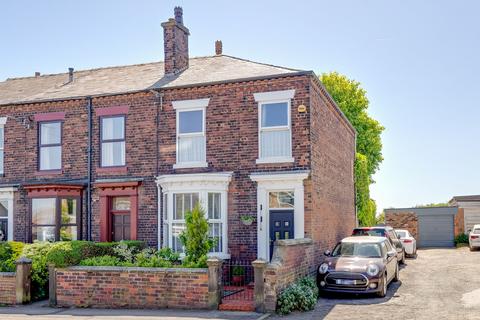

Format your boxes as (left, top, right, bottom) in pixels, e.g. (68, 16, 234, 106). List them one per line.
(232, 266, 245, 285)
(240, 215, 255, 226)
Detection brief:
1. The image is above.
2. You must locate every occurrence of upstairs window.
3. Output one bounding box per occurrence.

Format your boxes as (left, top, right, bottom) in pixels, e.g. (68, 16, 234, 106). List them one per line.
(254, 90, 295, 163)
(101, 116, 125, 167)
(39, 121, 62, 170)
(172, 98, 209, 169)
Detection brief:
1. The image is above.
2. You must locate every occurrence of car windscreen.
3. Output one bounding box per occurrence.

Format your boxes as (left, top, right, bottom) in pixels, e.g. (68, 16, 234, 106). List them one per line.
(352, 229, 386, 237)
(332, 242, 382, 258)
(473, 228, 480, 234)
(396, 231, 407, 238)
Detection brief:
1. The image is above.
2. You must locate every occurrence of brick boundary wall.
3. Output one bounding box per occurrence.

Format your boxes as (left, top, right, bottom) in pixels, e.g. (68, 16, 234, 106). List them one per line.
(53, 258, 222, 310)
(385, 211, 419, 240)
(253, 238, 315, 312)
(0, 257, 32, 305)
(0, 272, 17, 305)
(454, 208, 465, 237)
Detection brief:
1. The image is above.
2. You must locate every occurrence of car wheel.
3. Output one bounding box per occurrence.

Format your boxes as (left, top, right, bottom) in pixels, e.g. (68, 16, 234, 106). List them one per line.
(393, 263, 399, 282)
(377, 273, 387, 298)
(400, 251, 406, 264)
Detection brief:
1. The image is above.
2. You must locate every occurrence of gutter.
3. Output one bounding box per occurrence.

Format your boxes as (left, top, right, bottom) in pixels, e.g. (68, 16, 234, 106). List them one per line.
(86, 97, 93, 241)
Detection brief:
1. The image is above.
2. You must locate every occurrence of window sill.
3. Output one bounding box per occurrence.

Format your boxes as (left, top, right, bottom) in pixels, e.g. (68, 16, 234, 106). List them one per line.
(173, 162, 208, 169)
(96, 166, 128, 174)
(256, 157, 294, 164)
(35, 170, 63, 176)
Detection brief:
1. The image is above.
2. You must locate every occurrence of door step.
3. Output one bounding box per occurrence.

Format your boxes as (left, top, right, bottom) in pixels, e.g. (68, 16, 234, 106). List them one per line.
(219, 300, 255, 312)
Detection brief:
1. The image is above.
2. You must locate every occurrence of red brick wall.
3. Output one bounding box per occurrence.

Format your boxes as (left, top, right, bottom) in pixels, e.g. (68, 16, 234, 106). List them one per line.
(454, 208, 465, 236)
(263, 239, 315, 311)
(0, 272, 17, 305)
(55, 266, 209, 309)
(385, 211, 418, 239)
(308, 79, 356, 261)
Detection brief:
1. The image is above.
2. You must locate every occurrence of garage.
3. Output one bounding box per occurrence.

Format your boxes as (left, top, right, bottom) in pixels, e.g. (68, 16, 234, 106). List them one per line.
(417, 211, 454, 247)
(385, 206, 459, 248)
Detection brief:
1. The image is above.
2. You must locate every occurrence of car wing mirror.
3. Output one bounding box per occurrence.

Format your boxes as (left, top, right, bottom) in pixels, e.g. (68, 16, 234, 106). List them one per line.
(324, 250, 331, 256)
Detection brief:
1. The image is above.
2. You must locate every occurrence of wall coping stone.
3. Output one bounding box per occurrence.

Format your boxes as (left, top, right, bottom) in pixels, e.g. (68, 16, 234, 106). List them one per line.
(0, 272, 16, 277)
(64, 266, 208, 273)
(15, 257, 32, 265)
(275, 238, 313, 247)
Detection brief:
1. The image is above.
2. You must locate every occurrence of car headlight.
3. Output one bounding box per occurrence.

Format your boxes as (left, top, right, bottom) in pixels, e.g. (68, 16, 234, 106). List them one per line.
(318, 263, 329, 274)
(366, 264, 380, 276)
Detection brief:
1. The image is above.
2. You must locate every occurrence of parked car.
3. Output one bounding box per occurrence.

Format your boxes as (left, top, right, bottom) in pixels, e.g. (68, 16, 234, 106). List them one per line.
(469, 224, 480, 251)
(395, 229, 417, 257)
(352, 226, 406, 264)
(317, 236, 399, 297)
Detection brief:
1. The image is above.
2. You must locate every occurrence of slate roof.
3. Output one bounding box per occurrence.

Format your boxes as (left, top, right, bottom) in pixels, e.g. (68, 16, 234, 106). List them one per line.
(0, 55, 307, 106)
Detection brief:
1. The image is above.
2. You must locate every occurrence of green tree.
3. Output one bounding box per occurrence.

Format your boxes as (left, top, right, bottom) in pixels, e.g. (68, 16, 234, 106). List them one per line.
(321, 72, 384, 226)
(415, 202, 448, 208)
(179, 203, 215, 267)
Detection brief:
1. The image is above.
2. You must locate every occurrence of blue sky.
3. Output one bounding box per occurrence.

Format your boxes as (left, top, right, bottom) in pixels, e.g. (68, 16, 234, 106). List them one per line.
(1, 1, 479, 212)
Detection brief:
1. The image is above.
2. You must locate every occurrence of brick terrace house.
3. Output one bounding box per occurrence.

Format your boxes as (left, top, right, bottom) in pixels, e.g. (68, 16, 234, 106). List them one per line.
(0, 8, 356, 262)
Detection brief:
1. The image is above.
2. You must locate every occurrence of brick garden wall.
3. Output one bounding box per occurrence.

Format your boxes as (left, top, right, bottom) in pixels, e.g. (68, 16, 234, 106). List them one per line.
(0, 272, 16, 305)
(55, 266, 210, 309)
(263, 238, 315, 311)
(385, 211, 418, 239)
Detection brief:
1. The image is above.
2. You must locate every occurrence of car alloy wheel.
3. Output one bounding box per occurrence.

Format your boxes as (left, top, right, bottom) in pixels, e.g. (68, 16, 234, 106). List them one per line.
(393, 263, 399, 282)
(377, 273, 387, 298)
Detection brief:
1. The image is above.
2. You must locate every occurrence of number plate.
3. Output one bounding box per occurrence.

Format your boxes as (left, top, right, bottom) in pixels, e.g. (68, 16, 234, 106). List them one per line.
(336, 279, 355, 285)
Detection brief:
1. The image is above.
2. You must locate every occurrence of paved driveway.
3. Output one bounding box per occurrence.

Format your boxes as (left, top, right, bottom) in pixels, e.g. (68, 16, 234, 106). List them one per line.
(274, 247, 480, 320)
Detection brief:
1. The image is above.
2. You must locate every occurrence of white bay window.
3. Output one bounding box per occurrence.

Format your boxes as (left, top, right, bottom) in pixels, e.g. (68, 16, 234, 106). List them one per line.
(254, 90, 295, 164)
(156, 172, 232, 259)
(172, 98, 209, 169)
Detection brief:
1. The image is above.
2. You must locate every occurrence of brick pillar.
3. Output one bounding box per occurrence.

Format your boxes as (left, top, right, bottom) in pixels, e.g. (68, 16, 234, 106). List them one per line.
(48, 264, 56, 306)
(207, 258, 222, 309)
(15, 257, 32, 304)
(252, 259, 267, 313)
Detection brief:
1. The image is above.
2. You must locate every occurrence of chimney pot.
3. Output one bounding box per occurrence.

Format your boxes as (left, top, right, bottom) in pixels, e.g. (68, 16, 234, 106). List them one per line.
(68, 67, 74, 82)
(215, 40, 223, 55)
(35, 72, 41, 77)
(174, 7, 183, 24)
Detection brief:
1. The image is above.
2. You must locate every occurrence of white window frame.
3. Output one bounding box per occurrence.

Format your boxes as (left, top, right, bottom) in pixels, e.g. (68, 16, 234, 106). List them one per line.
(0, 187, 16, 241)
(172, 98, 209, 169)
(253, 90, 295, 164)
(0, 117, 6, 175)
(156, 172, 232, 259)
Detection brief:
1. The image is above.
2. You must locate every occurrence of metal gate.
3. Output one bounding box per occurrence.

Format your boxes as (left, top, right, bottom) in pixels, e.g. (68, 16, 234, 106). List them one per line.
(221, 259, 254, 303)
(418, 214, 454, 247)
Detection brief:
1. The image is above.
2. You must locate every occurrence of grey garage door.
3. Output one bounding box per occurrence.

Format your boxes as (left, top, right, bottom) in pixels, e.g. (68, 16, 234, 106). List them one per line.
(418, 214, 454, 247)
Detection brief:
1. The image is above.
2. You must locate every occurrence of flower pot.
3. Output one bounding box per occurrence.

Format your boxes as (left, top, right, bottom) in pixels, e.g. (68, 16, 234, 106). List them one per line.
(232, 275, 245, 285)
(241, 219, 253, 226)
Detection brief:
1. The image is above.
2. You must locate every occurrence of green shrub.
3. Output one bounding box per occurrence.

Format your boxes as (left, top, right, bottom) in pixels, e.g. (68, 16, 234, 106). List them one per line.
(135, 250, 173, 268)
(232, 266, 245, 276)
(0, 241, 24, 272)
(22, 242, 55, 300)
(79, 255, 130, 267)
(277, 277, 319, 315)
(455, 233, 469, 244)
(179, 203, 214, 268)
(157, 247, 180, 262)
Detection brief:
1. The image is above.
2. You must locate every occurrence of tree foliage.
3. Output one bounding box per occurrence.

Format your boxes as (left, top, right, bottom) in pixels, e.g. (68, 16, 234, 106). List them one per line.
(415, 202, 448, 208)
(321, 72, 384, 226)
(321, 72, 384, 178)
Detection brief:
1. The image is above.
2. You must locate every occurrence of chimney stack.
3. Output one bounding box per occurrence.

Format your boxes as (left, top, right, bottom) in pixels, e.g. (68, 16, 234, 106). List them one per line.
(162, 7, 190, 75)
(35, 72, 41, 77)
(215, 40, 222, 55)
(68, 67, 74, 83)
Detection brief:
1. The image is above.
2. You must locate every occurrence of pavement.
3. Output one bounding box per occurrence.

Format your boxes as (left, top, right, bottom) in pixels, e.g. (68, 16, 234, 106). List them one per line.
(271, 247, 480, 320)
(0, 302, 267, 320)
(1, 247, 479, 320)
